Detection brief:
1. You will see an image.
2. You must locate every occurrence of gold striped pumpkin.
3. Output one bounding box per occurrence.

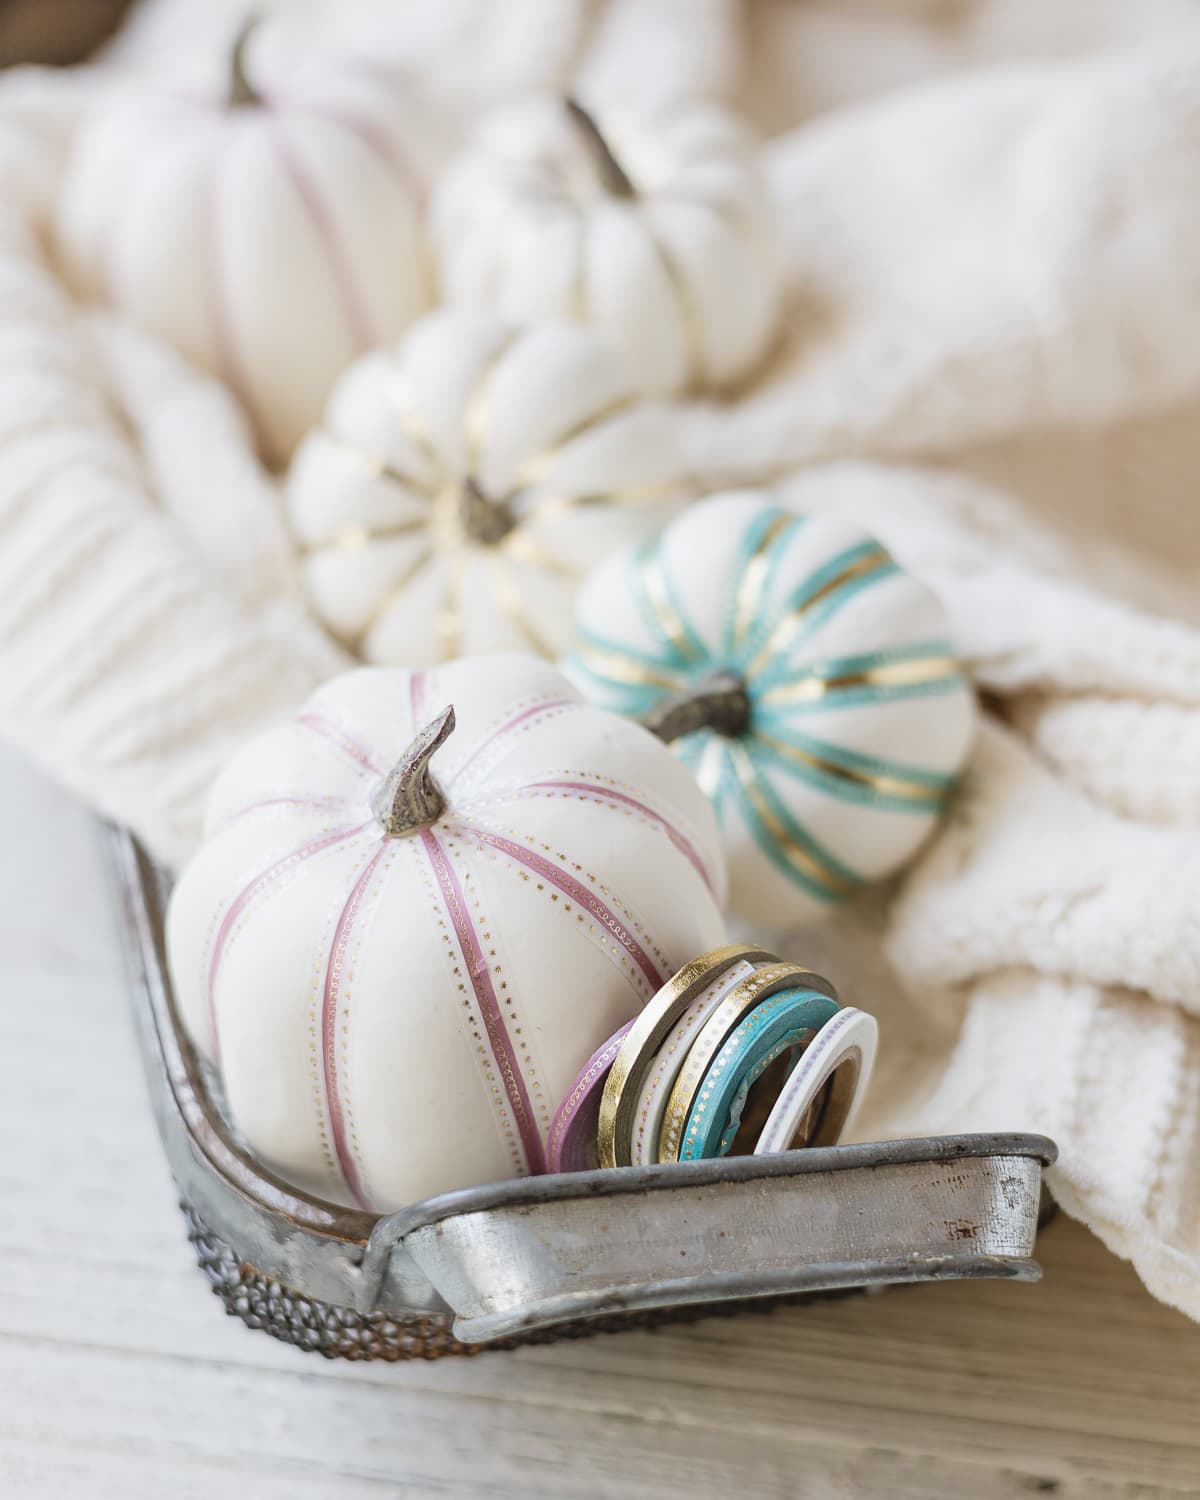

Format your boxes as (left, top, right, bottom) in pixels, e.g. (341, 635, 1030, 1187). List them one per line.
(287, 310, 689, 665)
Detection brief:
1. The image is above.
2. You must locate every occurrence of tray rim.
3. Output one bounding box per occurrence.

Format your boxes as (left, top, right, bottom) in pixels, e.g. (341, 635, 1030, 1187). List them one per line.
(112, 823, 378, 1245)
(368, 1130, 1057, 1244)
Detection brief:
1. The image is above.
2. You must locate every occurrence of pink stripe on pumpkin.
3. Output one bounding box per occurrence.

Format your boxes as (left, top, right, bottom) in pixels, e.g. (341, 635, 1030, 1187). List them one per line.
(270, 119, 378, 352)
(203, 143, 270, 456)
(205, 823, 369, 1061)
(450, 699, 578, 789)
(216, 793, 355, 830)
(419, 828, 547, 1175)
(320, 844, 387, 1211)
(307, 103, 425, 207)
(473, 829, 668, 995)
(297, 713, 386, 777)
(518, 779, 718, 899)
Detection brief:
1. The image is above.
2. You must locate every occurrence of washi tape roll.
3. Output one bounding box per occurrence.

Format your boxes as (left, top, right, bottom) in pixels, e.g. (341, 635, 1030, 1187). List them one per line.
(754, 1006, 878, 1155)
(546, 1019, 635, 1173)
(678, 988, 840, 1161)
(629, 957, 760, 1167)
(597, 942, 775, 1169)
(657, 960, 838, 1163)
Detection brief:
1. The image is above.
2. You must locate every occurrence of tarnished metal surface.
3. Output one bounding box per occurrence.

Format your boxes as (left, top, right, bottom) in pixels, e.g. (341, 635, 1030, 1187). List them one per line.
(382, 1138, 1047, 1342)
(110, 824, 1057, 1356)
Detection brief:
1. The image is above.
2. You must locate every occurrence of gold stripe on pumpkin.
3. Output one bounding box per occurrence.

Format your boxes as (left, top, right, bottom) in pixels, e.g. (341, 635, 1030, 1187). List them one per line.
(350, 546, 435, 655)
(759, 654, 962, 706)
(727, 743, 859, 899)
(754, 732, 945, 805)
(745, 548, 893, 677)
(573, 642, 684, 693)
(730, 510, 797, 652)
(639, 546, 705, 664)
(486, 553, 555, 658)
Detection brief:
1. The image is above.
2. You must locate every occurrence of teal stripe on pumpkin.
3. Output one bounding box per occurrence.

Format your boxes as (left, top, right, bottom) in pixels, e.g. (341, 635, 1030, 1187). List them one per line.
(768, 638, 958, 682)
(750, 728, 953, 815)
(574, 624, 686, 678)
(727, 746, 863, 904)
(634, 538, 710, 667)
(563, 652, 666, 717)
(740, 538, 894, 669)
(675, 730, 730, 827)
(754, 657, 967, 719)
(719, 506, 804, 658)
(754, 638, 965, 717)
(751, 560, 901, 691)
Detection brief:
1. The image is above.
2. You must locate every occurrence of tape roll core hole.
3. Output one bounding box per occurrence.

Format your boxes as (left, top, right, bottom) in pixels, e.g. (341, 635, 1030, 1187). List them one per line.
(789, 1054, 862, 1150)
(729, 1053, 825, 1155)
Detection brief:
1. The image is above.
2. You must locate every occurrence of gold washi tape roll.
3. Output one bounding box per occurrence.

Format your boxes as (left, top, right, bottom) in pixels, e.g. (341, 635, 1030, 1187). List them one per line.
(657, 961, 839, 1164)
(596, 943, 775, 1169)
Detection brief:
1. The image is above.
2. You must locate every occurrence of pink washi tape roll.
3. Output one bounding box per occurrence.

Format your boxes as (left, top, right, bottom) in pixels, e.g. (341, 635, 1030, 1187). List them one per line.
(629, 958, 759, 1167)
(753, 1006, 878, 1155)
(546, 1020, 635, 1174)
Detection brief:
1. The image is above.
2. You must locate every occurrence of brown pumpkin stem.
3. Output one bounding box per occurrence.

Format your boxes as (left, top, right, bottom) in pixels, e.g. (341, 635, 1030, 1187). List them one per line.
(459, 477, 516, 547)
(372, 706, 456, 836)
(642, 672, 751, 744)
(229, 17, 262, 108)
(565, 96, 637, 199)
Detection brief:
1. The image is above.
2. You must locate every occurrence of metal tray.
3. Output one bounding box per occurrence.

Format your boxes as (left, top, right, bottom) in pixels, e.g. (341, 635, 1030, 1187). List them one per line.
(110, 826, 1057, 1359)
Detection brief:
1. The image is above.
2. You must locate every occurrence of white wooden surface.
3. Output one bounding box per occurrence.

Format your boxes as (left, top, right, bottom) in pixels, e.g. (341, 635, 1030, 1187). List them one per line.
(2, 746, 1200, 1500)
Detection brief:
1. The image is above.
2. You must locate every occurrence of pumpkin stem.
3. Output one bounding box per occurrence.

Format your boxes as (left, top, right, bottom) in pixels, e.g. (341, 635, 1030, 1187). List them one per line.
(229, 17, 262, 108)
(372, 705, 456, 836)
(643, 672, 751, 743)
(565, 96, 637, 199)
(459, 476, 516, 546)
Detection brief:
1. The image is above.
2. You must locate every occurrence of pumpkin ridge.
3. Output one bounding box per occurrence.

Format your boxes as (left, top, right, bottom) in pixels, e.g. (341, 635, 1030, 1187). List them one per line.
(319, 843, 388, 1210)
(448, 696, 578, 790)
(202, 143, 269, 457)
(512, 776, 718, 898)
(296, 711, 387, 777)
(468, 825, 668, 996)
(205, 821, 371, 1062)
(214, 792, 356, 832)
(300, 102, 425, 208)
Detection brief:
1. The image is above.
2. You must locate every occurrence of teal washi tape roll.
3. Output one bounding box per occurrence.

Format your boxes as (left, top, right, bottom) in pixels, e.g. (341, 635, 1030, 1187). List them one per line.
(678, 988, 839, 1162)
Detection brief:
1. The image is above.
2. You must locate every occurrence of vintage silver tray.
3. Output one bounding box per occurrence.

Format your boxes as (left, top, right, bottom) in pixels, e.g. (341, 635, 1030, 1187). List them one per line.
(111, 826, 1057, 1360)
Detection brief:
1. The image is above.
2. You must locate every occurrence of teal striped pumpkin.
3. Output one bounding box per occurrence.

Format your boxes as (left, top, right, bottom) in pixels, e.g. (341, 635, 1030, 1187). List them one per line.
(564, 491, 976, 924)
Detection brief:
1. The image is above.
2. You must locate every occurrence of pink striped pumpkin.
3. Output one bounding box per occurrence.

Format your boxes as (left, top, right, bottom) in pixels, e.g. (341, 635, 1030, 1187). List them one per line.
(55, 21, 439, 462)
(167, 653, 726, 1211)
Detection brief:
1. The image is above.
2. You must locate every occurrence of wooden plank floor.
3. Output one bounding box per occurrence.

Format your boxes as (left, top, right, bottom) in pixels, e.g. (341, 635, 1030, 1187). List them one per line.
(2, 747, 1199, 1499)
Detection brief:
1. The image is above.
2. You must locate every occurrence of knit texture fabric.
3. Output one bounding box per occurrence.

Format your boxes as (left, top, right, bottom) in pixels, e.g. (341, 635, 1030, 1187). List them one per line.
(3, 1, 1200, 1318)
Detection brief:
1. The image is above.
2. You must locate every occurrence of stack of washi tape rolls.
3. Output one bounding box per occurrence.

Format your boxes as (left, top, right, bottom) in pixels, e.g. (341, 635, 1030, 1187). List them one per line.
(550, 943, 878, 1173)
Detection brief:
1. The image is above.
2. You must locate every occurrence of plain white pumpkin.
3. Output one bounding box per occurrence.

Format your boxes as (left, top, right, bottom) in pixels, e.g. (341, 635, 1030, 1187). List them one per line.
(56, 22, 437, 462)
(565, 491, 977, 926)
(286, 308, 690, 665)
(431, 96, 783, 397)
(166, 653, 727, 1211)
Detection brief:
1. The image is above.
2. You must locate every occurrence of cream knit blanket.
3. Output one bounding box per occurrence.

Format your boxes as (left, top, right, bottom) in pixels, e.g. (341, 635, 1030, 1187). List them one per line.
(4, 0, 1200, 1318)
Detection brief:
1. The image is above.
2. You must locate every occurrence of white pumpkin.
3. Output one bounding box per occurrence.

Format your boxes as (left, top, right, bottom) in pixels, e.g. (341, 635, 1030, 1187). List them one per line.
(56, 21, 437, 462)
(431, 96, 782, 397)
(166, 653, 726, 1211)
(286, 308, 689, 666)
(565, 492, 977, 926)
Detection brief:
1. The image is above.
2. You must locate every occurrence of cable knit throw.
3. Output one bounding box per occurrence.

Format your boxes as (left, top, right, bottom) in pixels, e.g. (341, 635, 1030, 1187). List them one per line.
(4, 0, 1200, 1320)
